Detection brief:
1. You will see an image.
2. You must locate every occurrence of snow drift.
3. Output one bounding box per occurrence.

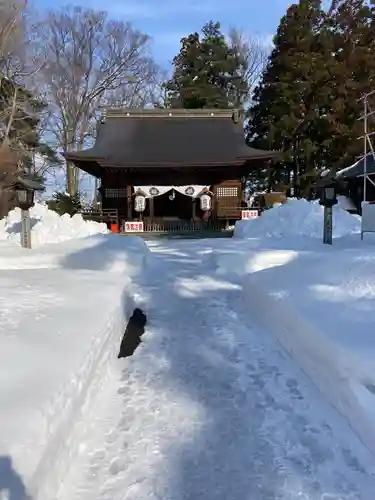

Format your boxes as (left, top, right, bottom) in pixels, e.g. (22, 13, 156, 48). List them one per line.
(241, 250, 375, 455)
(0, 231, 151, 500)
(0, 203, 108, 247)
(216, 198, 375, 454)
(234, 198, 361, 239)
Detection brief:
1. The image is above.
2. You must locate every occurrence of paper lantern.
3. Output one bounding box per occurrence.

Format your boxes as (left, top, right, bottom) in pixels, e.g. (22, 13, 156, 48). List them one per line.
(134, 194, 146, 212)
(200, 193, 211, 211)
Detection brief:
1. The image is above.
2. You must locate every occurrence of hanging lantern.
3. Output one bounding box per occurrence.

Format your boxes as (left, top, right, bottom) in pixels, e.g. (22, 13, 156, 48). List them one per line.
(134, 194, 146, 212)
(200, 193, 211, 211)
(169, 189, 175, 201)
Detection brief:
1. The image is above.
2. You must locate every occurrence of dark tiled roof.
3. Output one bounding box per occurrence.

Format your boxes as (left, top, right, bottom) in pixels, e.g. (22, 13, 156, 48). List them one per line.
(65, 108, 277, 167)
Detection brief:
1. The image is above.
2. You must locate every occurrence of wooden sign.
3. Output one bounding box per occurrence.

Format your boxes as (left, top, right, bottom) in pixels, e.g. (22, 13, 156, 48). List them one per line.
(124, 221, 144, 232)
(241, 210, 259, 220)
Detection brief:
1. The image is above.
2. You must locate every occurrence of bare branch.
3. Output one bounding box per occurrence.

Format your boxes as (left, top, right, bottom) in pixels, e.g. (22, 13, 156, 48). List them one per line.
(0, 0, 27, 67)
(227, 27, 269, 103)
(103, 61, 166, 109)
(0, 0, 44, 83)
(2, 82, 17, 141)
(0, 142, 17, 184)
(34, 5, 160, 194)
(1, 77, 34, 148)
(0, 142, 18, 216)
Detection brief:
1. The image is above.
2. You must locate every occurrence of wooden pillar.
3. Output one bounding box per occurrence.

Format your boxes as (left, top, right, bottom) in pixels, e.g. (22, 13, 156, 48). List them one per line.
(127, 185, 132, 220)
(149, 196, 154, 219)
(211, 193, 216, 219)
(192, 197, 196, 220)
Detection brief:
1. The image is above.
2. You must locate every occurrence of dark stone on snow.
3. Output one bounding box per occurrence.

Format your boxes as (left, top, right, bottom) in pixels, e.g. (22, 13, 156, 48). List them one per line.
(118, 308, 147, 359)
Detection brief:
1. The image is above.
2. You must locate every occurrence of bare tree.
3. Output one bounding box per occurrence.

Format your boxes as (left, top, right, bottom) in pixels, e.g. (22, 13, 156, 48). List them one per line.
(0, 0, 46, 150)
(36, 5, 161, 195)
(0, 1, 31, 162)
(0, 1, 26, 216)
(0, 0, 26, 134)
(0, 1, 60, 216)
(0, 0, 26, 71)
(227, 28, 269, 105)
(103, 62, 166, 108)
(0, 143, 18, 216)
(0, 0, 43, 81)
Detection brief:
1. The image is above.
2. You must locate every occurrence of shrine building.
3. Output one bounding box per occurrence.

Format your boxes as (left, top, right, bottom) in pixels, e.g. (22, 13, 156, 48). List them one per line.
(65, 108, 277, 234)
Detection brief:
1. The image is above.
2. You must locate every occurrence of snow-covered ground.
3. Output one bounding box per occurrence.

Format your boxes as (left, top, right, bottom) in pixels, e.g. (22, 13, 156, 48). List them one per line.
(216, 199, 375, 456)
(0, 206, 150, 500)
(55, 240, 375, 500)
(2, 201, 375, 500)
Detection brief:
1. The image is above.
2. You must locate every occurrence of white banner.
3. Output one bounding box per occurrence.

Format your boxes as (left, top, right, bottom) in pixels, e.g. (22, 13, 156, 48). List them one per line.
(134, 185, 210, 198)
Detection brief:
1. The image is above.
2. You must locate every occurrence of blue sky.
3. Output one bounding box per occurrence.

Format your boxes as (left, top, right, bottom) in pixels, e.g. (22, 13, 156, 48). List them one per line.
(35, 0, 292, 68)
(35, 0, 292, 198)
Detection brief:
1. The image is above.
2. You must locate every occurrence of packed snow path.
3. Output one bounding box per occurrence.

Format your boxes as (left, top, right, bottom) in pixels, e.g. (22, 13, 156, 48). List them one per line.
(57, 239, 375, 500)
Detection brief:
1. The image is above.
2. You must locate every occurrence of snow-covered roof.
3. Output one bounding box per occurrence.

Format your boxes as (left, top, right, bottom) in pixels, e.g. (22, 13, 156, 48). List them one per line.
(336, 153, 375, 179)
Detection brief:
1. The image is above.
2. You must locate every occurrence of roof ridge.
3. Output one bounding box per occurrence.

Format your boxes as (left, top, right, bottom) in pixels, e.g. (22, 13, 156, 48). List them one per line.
(101, 108, 238, 121)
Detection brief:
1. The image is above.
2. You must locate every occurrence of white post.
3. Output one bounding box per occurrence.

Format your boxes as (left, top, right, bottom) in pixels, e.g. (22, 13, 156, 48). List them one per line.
(20, 209, 31, 249)
(323, 205, 333, 245)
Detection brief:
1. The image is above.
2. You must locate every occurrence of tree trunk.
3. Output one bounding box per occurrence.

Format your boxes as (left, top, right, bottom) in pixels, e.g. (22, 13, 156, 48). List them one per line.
(66, 162, 77, 196)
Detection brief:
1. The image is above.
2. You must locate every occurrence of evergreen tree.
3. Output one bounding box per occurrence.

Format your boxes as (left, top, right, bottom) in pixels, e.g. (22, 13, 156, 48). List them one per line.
(248, 0, 375, 194)
(0, 76, 61, 216)
(324, 0, 374, 170)
(248, 0, 331, 194)
(0, 75, 59, 173)
(48, 191, 82, 216)
(164, 21, 248, 109)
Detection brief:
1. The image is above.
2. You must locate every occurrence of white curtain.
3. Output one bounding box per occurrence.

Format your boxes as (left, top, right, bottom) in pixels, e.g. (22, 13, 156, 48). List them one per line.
(133, 186, 172, 198)
(174, 186, 209, 198)
(134, 185, 210, 198)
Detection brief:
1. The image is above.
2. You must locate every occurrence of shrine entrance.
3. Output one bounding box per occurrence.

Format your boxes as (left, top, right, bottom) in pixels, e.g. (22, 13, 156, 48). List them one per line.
(133, 185, 210, 227)
(152, 189, 194, 219)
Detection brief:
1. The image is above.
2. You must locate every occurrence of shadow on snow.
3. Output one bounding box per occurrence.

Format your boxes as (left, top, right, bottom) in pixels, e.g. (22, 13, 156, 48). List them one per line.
(115, 240, 372, 499)
(0, 456, 31, 500)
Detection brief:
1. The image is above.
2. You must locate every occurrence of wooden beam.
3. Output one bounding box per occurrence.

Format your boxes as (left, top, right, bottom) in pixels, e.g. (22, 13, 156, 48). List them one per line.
(127, 185, 132, 220)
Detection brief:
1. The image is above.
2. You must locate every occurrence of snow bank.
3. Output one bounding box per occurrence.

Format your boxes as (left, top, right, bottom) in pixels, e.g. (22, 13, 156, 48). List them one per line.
(215, 199, 375, 453)
(239, 244, 375, 455)
(215, 235, 375, 454)
(0, 233, 150, 276)
(234, 198, 361, 239)
(0, 235, 151, 500)
(0, 203, 108, 247)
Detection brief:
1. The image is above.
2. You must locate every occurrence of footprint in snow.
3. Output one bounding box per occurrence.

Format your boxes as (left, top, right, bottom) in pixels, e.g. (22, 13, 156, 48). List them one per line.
(89, 449, 106, 464)
(286, 378, 304, 399)
(109, 458, 127, 476)
(105, 430, 119, 444)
